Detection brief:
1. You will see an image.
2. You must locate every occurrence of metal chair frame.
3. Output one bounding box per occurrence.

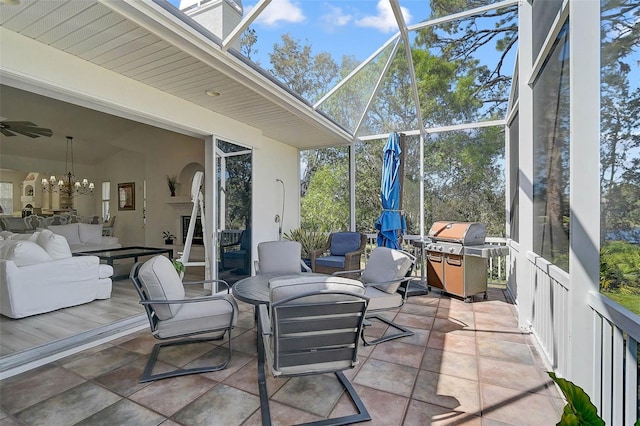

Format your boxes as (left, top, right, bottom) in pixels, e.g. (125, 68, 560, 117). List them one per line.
(130, 262, 236, 382)
(258, 289, 371, 426)
(335, 249, 417, 345)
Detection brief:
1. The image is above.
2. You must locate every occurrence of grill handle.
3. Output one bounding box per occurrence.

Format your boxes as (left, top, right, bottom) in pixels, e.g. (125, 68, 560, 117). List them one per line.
(446, 257, 462, 266)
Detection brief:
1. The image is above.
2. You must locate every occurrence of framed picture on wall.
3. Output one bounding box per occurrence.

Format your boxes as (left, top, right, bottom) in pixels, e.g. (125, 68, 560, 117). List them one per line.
(118, 182, 135, 210)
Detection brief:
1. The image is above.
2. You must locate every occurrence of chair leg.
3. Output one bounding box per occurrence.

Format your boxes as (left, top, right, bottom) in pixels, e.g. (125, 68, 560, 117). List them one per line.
(140, 332, 232, 383)
(361, 314, 414, 346)
(258, 371, 370, 426)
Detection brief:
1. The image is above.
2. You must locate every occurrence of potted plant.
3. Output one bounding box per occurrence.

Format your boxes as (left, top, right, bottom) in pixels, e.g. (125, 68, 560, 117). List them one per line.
(172, 259, 185, 278)
(283, 228, 327, 268)
(166, 175, 177, 197)
(163, 231, 175, 245)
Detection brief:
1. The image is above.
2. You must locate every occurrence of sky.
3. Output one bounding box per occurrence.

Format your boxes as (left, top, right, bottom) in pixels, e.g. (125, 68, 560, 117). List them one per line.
(170, 0, 425, 68)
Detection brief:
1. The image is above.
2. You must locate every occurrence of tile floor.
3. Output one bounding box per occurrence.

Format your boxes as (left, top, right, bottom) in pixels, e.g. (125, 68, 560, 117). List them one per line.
(0, 287, 564, 425)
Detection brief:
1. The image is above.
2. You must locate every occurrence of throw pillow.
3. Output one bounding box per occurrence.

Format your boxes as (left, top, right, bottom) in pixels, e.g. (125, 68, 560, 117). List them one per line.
(48, 223, 81, 245)
(330, 232, 362, 256)
(37, 229, 72, 259)
(0, 240, 51, 266)
(78, 223, 103, 244)
(7, 231, 40, 242)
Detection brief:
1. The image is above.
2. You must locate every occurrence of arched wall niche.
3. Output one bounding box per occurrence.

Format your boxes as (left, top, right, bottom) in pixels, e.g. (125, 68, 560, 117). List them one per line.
(178, 162, 205, 197)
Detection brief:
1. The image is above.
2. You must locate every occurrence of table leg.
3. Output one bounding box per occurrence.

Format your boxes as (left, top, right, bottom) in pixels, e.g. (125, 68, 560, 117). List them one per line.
(255, 306, 271, 425)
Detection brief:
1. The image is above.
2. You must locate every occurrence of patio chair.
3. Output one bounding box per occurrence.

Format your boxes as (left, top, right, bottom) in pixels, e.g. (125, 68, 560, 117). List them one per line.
(334, 246, 416, 345)
(309, 232, 367, 276)
(130, 255, 238, 382)
(254, 240, 311, 274)
(221, 229, 251, 273)
(258, 275, 371, 425)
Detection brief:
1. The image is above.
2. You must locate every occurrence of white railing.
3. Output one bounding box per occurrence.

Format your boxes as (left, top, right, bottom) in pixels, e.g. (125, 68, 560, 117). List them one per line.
(526, 251, 639, 425)
(527, 252, 571, 377)
(365, 233, 509, 285)
(588, 292, 639, 426)
(219, 229, 243, 246)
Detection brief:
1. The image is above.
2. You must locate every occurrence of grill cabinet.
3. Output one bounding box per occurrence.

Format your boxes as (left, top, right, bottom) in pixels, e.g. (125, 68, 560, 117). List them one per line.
(425, 222, 489, 302)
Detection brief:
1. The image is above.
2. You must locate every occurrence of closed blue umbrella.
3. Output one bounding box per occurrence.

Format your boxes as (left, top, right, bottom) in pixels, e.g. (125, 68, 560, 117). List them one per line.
(375, 132, 406, 249)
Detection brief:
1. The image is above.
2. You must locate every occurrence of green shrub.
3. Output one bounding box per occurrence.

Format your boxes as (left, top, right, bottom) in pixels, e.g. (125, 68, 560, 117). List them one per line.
(282, 228, 327, 259)
(600, 241, 640, 294)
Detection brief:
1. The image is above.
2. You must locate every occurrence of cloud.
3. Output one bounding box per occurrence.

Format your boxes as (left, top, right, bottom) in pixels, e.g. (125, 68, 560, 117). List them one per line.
(355, 0, 411, 33)
(320, 4, 353, 31)
(254, 0, 305, 26)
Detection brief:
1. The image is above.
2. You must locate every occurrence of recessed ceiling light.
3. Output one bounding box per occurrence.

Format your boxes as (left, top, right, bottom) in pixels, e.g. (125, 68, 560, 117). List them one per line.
(205, 90, 221, 97)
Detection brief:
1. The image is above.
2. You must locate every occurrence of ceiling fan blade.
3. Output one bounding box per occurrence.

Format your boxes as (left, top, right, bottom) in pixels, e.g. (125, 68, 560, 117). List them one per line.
(0, 127, 16, 137)
(0, 121, 53, 138)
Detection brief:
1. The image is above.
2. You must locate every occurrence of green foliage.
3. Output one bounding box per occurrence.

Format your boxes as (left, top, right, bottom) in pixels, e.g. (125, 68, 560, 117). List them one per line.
(600, 291, 640, 316)
(547, 372, 604, 426)
(269, 34, 339, 104)
(282, 228, 327, 259)
(600, 241, 640, 294)
(301, 164, 349, 232)
(166, 175, 177, 194)
(172, 259, 185, 275)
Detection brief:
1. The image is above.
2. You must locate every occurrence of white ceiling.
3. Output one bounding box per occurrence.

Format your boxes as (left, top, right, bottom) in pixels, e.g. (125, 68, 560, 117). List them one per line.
(0, 0, 352, 154)
(0, 85, 148, 165)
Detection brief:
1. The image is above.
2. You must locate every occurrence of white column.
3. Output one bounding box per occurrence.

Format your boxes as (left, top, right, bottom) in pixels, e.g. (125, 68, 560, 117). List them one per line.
(568, 0, 601, 394)
(516, 0, 534, 329)
(205, 135, 216, 281)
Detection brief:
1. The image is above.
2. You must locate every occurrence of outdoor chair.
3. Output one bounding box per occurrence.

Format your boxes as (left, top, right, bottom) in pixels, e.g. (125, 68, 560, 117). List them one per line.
(221, 229, 251, 274)
(334, 246, 416, 345)
(130, 255, 238, 382)
(254, 240, 311, 274)
(309, 232, 367, 276)
(258, 275, 371, 425)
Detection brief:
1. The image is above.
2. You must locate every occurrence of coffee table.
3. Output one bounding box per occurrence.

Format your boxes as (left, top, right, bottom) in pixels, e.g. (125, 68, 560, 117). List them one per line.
(73, 246, 173, 280)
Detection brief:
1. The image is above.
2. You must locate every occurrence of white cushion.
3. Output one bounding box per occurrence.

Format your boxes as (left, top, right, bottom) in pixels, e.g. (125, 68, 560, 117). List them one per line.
(138, 255, 185, 320)
(48, 223, 81, 245)
(0, 231, 14, 240)
(362, 247, 413, 294)
(257, 241, 303, 274)
(269, 275, 365, 304)
(6, 231, 40, 242)
(37, 229, 72, 259)
(78, 223, 103, 244)
(0, 240, 51, 266)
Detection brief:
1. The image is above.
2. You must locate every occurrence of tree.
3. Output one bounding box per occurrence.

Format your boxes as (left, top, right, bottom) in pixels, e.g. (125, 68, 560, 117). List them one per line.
(599, 0, 640, 244)
(269, 34, 339, 104)
(239, 28, 258, 62)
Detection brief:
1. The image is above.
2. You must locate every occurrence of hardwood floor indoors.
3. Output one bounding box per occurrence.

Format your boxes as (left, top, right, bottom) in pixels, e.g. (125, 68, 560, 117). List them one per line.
(0, 261, 209, 377)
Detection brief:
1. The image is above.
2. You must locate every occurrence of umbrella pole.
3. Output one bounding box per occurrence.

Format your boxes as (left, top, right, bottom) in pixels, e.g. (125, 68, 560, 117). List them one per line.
(399, 133, 428, 297)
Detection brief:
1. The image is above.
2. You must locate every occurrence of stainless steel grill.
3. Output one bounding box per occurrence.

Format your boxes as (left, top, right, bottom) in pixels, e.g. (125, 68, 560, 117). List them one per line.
(424, 221, 507, 302)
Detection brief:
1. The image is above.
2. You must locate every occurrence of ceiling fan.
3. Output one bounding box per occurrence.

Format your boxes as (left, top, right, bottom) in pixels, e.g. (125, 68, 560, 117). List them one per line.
(0, 117, 53, 138)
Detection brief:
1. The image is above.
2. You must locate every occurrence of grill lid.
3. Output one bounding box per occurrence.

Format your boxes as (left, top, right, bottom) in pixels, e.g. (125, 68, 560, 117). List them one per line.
(428, 221, 486, 245)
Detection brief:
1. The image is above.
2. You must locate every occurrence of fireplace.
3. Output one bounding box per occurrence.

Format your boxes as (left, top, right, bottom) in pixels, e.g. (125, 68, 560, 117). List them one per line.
(182, 216, 203, 245)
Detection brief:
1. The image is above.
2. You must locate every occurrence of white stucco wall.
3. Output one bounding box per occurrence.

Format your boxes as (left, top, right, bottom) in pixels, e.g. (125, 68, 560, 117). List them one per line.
(0, 27, 300, 269)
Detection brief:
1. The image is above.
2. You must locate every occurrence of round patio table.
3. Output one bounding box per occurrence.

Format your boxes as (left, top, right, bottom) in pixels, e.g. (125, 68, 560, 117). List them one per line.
(232, 272, 326, 305)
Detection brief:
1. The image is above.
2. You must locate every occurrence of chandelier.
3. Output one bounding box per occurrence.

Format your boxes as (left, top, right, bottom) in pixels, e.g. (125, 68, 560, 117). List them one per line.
(42, 136, 94, 196)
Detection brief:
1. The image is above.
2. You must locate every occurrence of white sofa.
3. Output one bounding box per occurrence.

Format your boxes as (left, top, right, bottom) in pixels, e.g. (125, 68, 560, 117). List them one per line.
(0, 230, 114, 318)
(47, 222, 121, 253)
